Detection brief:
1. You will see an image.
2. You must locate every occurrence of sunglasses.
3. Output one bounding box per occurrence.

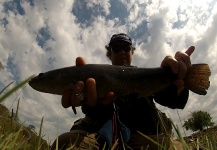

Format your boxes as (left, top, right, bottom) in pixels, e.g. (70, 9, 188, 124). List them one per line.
(111, 45, 132, 53)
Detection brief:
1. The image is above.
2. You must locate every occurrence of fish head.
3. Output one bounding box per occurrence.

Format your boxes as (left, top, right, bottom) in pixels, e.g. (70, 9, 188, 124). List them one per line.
(28, 70, 69, 95)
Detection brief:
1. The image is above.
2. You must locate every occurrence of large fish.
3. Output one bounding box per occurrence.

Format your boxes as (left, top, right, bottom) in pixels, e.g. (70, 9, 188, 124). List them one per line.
(29, 64, 211, 97)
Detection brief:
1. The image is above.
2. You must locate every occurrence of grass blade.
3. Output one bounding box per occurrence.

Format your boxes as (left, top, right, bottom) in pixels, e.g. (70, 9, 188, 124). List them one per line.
(0, 81, 14, 95)
(15, 99, 20, 121)
(137, 131, 164, 149)
(0, 61, 2, 70)
(0, 76, 34, 103)
(36, 117, 44, 150)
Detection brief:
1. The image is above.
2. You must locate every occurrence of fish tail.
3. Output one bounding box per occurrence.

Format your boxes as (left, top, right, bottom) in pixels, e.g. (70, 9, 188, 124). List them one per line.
(184, 64, 211, 95)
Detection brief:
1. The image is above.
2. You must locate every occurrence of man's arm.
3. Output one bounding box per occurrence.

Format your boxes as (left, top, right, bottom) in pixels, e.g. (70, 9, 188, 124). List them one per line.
(154, 85, 189, 109)
(153, 46, 195, 109)
(160, 46, 194, 95)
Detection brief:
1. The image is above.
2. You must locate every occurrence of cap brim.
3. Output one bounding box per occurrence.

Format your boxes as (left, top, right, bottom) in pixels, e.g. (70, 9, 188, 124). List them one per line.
(109, 39, 132, 45)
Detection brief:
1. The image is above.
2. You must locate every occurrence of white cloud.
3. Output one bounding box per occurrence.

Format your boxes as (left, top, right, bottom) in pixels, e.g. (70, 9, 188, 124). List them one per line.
(1, 0, 217, 142)
(86, 0, 111, 15)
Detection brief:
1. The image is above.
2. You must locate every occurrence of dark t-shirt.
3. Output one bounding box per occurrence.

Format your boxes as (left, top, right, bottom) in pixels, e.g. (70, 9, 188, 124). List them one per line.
(81, 84, 189, 134)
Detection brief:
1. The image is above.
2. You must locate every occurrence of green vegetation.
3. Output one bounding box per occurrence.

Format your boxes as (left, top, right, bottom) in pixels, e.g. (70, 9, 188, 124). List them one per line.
(0, 109, 49, 150)
(0, 77, 49, 150)
(183, 110, 215, 132)
(0, 77, 217, 149)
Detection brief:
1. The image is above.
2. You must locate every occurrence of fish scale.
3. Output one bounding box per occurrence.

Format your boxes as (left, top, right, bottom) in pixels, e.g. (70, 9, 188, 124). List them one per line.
(29, 64, 211, 97)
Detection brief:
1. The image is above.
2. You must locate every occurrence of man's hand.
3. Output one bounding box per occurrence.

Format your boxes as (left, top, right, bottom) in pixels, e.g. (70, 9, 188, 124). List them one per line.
(61, 57, 115, 108)
(161, 46, 195, 94)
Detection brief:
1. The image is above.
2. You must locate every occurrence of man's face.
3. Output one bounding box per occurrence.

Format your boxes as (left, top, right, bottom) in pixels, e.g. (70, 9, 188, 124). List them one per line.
(110, 42, 133, 66)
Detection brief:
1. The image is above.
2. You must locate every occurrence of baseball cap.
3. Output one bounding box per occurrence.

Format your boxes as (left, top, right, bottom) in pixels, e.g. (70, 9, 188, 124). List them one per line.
(109, 33, 132, 45)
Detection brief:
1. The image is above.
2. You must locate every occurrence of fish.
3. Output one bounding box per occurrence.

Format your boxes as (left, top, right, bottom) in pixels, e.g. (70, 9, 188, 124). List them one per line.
(28, 64, 211, 97)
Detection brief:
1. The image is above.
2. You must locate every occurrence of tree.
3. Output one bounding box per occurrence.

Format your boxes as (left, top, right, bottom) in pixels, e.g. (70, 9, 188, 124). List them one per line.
(183, 110, 215, 132)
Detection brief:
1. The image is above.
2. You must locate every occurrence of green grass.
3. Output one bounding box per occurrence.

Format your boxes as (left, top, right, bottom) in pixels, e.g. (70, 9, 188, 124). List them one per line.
(0, 76, 49, 150)
(0, 77, 217, 150)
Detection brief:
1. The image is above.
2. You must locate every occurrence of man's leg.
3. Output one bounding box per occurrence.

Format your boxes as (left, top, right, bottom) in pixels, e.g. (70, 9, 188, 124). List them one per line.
(51, 130, 99, 150)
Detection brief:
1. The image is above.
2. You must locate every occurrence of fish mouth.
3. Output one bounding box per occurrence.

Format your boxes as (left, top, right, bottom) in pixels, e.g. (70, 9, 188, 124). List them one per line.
(28, 74, 43, 88)
(28, 77, 47, 93)
(28, 77, 37, 89)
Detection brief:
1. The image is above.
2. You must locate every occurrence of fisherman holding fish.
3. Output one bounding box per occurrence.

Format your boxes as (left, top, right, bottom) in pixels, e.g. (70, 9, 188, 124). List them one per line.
(46, 33, 207, 149)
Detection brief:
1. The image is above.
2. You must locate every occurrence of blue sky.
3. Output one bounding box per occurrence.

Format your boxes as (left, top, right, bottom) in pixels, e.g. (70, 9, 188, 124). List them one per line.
(0, 0, 217, 142)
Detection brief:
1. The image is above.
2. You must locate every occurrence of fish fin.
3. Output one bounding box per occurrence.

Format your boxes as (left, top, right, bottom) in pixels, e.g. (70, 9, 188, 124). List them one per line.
(184, 64, 211, 95)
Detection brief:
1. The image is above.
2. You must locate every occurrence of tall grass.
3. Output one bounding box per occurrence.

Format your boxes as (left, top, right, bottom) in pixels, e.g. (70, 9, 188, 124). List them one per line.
(0, 76, 34, 103)
(0, 76, 49, 150)
(0, 77, 217, 149)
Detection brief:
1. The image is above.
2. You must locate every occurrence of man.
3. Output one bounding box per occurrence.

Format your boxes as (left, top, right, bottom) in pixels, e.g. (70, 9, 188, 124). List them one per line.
(51, 33, 194, 149)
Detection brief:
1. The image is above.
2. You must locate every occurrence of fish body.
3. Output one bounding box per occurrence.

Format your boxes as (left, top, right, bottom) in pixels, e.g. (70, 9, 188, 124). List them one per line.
(29, 64, 211, 97)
